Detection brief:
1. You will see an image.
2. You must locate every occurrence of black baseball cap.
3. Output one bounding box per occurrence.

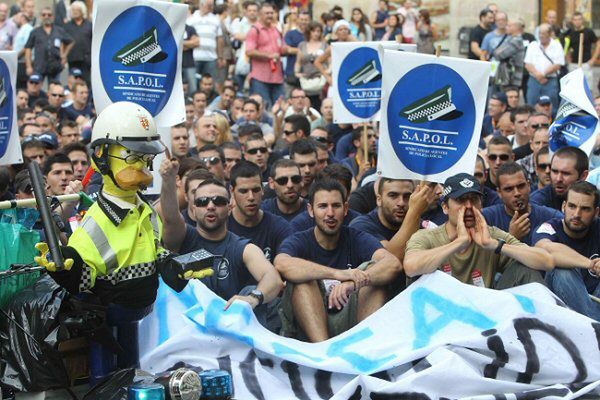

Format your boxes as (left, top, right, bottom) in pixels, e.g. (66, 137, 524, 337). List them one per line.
(441, 173, 483, 200)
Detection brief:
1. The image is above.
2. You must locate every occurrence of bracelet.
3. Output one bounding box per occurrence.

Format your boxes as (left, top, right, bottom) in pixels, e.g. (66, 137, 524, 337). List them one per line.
(494, 239, 506, 254)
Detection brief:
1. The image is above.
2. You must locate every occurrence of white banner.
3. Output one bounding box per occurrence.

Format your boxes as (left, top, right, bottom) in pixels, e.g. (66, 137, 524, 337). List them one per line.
(91, 0, 186, 127)
(139, 272, 600, 399)
(0, 51, 21, 167)
(549, 68, 599, 156)
(378, 51, 489, 182)
(332, 41, 415, 124)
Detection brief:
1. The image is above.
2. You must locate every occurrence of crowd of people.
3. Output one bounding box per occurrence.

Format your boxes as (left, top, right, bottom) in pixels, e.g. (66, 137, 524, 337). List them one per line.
(1, 0, 600, 345)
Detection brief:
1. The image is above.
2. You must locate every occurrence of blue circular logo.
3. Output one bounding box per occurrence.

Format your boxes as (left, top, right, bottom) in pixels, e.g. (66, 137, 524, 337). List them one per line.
(338, 47, 382, 119)
(549, 113, 597, 152)
(387, 64, 475, 175)
(99, 6, 177, 116)
(0, 59, 13, 159)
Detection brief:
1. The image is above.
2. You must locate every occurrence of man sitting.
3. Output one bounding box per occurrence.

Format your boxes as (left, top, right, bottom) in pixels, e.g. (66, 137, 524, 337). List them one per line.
(275, 179, 402, 342)
(405, 173, 553, 288)
(483, 162, 562, 245)
(533, 181, 600, 320)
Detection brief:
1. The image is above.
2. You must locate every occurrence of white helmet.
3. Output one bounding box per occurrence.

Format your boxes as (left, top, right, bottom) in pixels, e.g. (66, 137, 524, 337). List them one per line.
(91, 101, 165, 154)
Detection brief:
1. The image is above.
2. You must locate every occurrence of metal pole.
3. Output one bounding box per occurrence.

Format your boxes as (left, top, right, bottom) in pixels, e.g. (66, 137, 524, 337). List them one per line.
(0, 193, 80, 210)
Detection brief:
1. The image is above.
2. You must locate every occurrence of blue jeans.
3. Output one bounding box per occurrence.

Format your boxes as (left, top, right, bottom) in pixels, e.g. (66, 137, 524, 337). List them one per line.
(195, 59, 218, 80)
(546, 268, 600, 321)
(250, 78, 284, 109)
(183, 66, 198, 92)
(526, 77, 559, 111)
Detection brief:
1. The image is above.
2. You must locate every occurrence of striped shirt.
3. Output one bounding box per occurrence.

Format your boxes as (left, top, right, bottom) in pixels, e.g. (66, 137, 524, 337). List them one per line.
(187, 11, 222, 62)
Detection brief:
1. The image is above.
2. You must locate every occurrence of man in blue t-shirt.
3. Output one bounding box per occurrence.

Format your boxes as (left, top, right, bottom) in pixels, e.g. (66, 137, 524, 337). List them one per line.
(228, 160, 292, 263)
(530, 146, 589, 211)
(262, 159, 307, 221)
(533, 181, 600, 320)
(483, 162, 562, 245)
(160, 157, 283, 317)
(275, 179, 402, 342)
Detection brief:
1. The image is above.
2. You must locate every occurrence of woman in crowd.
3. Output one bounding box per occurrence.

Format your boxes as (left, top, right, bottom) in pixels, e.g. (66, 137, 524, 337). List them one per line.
(295, 21, 328, 109)
(214, 112, 233, 145)
(381, 13, 404, 42)
(416, 9, 437, 54)
(283, 6, 299, 35)
(315, 20, 357, 86)
(349, 8, 372, 42)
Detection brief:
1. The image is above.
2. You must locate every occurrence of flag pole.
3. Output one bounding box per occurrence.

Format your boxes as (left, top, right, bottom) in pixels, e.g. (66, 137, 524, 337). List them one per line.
(435, 45, 441, 57)
(578, 32, 584, 67)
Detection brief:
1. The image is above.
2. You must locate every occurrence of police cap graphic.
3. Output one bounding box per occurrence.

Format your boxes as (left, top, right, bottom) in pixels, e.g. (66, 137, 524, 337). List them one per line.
(442, 173, 482, 200)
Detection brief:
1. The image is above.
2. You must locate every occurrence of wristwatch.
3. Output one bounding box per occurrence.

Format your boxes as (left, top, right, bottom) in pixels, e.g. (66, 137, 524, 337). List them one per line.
(249, 289, 264, 306)
(494, 239, 506, 254)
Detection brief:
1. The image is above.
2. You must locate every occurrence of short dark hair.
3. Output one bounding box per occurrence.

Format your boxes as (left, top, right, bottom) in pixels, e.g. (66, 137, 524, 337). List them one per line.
(19, 123, 40, 137)
(230, 159, 262, 187)
(243, 98, 260, 111)
(488, 135, 512, 149)
(351, 125, 374, 142)
(317, 163, 353, 195)
(59, 120, 78, 134)
(195, 177, 230, 198)
(192, 90, 207, 99)
(21, 138, 45, 151)
(535, 145, 550, 166)
(243, 0, 258, 9)
(284, 114, 311, 137)
(290, 138, 317, 159)
(552, 146, 589, 177)
(567, 181, 599, 207)
(197, 144, 225, 162)
(177, 157, 204, 179)
(496, 162, 528, 188)
(510, 105, 532, 123)
(42, 153, 72, 175)
(308, 178, 347, 205)
(475, 154, 486, 169)
(479, 8, 493, 19)
(270, 159, 300, 178)
(239, 124, 263, 139)
(220, 141, 242, 152)
(377, 177, 415, 195)
(504, 85, 519, 94)
(61, 142, 88, 159)
(245, 132, 266, 144)
(185, 168, 215, 193)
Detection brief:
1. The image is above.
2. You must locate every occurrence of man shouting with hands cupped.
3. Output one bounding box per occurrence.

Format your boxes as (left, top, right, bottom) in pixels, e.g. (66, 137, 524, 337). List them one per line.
(404, 173, 553, 289)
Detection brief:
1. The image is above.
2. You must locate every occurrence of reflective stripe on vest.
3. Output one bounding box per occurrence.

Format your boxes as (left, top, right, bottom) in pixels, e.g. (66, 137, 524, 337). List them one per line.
(96, 261, 156, 285)
(80, 216, 119, 274)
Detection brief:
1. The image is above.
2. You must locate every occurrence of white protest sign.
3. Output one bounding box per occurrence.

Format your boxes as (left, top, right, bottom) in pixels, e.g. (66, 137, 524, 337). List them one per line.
(91, 0, 186, 127)
(0, 51, 22, 166)
(549, 68, 599, 155)
(140, 272, 600, 399)
(378, 51, 490, 182)
(332, 41, 413, 124)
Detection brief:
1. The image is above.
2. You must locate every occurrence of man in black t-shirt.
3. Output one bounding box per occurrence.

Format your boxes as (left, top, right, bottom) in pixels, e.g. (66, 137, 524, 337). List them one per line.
(182, 24, 199, 92)
(468, 8, 494, 60)
(533, 182, 600, 321)
(275, 179, 402, 342)
(160, 158, 283, 317)
(562, 12, 599, 69)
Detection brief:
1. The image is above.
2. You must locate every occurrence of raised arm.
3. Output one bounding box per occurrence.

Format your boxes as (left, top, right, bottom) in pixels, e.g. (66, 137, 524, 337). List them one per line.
(158, 155, 186, 252)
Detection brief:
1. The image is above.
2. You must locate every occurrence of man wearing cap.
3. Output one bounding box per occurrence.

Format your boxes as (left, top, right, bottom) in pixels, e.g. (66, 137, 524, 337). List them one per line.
(26, 74, 47, 107)
(481, 92, 507, 139)
(37, 131, 59, 156)
(405, 172, 553, 288)
(535, 95, 553, 119)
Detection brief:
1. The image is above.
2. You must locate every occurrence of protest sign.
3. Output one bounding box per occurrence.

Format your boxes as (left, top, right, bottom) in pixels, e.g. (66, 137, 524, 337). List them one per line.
(378, 51, 489, 182)
(332, 41, 413, 124)
(0, 51, 21, 167)
(140, 272, 600, 399)
(549, 68, 599, 155)
(92, 0, 186, 127)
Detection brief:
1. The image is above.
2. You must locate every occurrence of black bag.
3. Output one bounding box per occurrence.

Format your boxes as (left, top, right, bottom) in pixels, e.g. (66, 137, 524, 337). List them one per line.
(45, 38, 63, 76)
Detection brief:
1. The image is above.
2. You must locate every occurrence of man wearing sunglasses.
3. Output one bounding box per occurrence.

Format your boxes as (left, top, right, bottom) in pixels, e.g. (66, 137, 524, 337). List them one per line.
(160, 167, 283, 326)
(197, 144, 226, 181)
(486, 136, 514, 191)
(263, 159, 307, 222)
(243, 133, 271, 182)
(228, 161, 292, 264)
(535, 146, 551, 191)
(531, 146, 589, 211)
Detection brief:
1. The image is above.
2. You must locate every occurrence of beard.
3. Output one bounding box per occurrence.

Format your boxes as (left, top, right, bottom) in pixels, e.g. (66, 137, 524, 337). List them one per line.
(565, 217, 590, 233)
(381, 206, 404, 229)
(315, 217, 341, 237)
(196, 213, 227, 232)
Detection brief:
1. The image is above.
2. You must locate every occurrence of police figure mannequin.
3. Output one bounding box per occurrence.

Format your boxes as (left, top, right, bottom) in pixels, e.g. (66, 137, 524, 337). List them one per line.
(35, 101, 213, 383)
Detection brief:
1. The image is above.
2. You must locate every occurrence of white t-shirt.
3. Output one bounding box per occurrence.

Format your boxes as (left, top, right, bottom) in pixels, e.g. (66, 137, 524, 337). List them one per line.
(187, 11, 223, 62)
(524, 40, 565, 77)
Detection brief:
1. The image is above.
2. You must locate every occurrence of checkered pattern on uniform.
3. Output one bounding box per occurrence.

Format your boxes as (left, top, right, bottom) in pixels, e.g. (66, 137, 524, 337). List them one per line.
(96, 262, 156, 285)
(79, 266, 94, 292)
